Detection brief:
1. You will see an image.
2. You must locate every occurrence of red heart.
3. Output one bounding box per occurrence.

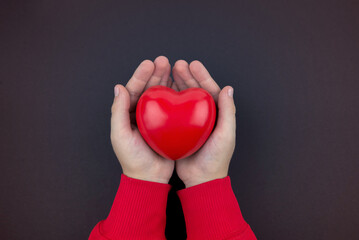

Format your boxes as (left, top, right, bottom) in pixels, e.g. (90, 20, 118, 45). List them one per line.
(136, 86, 216, 160)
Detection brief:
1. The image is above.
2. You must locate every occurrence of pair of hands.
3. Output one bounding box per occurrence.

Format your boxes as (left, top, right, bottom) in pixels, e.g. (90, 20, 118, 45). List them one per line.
(110, 56, 236, 187)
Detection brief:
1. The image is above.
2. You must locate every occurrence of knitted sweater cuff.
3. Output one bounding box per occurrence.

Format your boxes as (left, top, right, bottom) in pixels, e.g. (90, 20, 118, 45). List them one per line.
(177, 176, 256, 240)
(90, 174, 171, 240)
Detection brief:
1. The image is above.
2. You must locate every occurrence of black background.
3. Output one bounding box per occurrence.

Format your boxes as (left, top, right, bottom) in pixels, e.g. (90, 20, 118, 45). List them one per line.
(1, 0, 359, 239)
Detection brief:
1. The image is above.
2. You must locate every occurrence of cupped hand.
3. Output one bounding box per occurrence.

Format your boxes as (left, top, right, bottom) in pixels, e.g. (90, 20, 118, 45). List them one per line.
(171, 60, 237, 188)
(110, 56, 175, 184)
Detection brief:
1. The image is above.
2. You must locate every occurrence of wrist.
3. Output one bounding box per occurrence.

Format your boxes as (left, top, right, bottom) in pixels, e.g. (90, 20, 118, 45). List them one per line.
(123, 171, 170, 184)
(184, 175, 228, 188)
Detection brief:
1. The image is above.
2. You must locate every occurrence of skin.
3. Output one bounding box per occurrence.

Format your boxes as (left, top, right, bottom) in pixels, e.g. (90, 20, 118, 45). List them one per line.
(111, 56, 236, 187)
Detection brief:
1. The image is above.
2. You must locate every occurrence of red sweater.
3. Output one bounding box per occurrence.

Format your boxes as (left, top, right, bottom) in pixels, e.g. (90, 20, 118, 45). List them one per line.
(89, 174, 256, 240)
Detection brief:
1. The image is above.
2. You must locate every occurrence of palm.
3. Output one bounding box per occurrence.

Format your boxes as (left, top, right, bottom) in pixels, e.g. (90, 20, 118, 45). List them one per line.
(176, 122, 234, 186)
(111, 56, 175, 183)
(128, 127, 174, 179)
(176, 135, 215, 171)
(170, 60, 235, 187)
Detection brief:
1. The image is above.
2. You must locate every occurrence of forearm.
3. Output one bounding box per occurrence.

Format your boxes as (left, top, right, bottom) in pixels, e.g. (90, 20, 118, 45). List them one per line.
(89, 174, 171, 240)
(177, 176, 256, 240)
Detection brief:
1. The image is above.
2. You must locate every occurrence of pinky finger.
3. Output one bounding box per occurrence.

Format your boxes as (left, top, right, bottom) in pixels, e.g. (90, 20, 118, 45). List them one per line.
(166, 76, 173, 88)
(171, 81, 179, 91)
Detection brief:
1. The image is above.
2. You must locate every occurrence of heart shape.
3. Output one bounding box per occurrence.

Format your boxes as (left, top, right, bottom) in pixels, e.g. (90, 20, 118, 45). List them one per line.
(136, 86, 216, 160)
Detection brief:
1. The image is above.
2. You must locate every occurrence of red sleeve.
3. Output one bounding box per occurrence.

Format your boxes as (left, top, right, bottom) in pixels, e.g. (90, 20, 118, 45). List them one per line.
(89, 174, 171, 240)
(177, 176, 257, 240)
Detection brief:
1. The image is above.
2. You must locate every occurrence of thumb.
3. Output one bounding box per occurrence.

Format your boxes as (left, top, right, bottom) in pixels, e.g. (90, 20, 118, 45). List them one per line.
(213, 86, 236, 136)
(111, 84, 132, 136)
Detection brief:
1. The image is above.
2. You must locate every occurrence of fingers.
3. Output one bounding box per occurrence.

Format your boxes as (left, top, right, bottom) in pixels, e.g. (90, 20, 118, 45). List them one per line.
(212, 86, 236, 137)
(145, 56, 171, 89)
(189, 60, 220, 103)
(171, 80, 179, 91)
(166, 76, 173, 88)
(172, 61, 188, 91)
(159, 60, 172, 87)
(125, 60, 155, 112)
(172, 60, 200, 90)
(111, 84, 132, 137)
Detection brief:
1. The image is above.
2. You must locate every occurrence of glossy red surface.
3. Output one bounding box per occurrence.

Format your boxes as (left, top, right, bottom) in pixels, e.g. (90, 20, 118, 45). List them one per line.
(136, 86, 216, 160)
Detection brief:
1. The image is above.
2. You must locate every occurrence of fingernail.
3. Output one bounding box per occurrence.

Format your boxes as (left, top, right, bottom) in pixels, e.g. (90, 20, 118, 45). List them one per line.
(228, 87, 233, 97)
(114, 85, 119, 97)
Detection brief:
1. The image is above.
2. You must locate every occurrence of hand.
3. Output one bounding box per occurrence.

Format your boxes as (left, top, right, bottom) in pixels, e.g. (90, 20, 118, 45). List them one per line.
(172, 60, 236, 188)
(110, 56, 175, 184)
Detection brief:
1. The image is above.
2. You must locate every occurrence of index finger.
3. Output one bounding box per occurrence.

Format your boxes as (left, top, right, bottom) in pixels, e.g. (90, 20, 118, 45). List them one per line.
(189, 60, 221, 103)
(125, 60, 155, 112)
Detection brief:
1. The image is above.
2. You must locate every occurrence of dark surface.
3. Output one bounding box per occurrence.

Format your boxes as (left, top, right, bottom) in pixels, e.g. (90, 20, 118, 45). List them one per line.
(1, 0, 359, 239)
